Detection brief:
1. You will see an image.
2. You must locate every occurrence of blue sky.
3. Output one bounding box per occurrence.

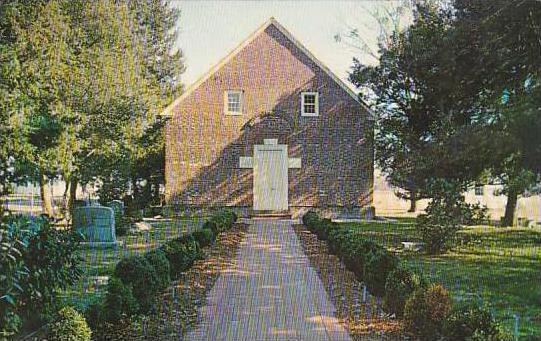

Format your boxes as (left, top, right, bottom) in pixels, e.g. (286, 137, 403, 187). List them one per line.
(172, 1, 403, 90)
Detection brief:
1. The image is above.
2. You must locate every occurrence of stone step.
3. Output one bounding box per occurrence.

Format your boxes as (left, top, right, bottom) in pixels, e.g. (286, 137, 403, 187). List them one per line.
(249, 210, 292, 219)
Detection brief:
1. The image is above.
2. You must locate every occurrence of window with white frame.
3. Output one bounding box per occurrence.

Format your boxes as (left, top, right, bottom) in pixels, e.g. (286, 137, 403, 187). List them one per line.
(224, 90, 243, 115)
(301, 92, 319, 116)
(474, 184, 484, 196)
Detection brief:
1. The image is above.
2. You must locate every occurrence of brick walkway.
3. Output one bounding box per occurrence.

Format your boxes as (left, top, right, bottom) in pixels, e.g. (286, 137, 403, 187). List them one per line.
(186, 219, 352, 341)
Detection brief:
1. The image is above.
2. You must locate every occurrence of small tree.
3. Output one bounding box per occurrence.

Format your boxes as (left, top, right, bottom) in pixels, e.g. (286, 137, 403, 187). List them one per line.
(416, 179, 486, 254)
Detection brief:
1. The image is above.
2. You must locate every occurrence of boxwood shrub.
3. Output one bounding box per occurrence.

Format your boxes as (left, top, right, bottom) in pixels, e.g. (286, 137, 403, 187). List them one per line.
(327, 228, 354, 255)
(113, 255, 160, 313)
(144, 249, 171, 291)
(404, 284, 452, 340)
(363, 247, 399, 297)
(384, 265, 427, 317)
(313, 218, 335, 240)
(302, 210, 320, 228)
(161, 236, 203, 277)
(300, 210, 508, 338)
(202, 220, 218, 233)
(192, 228, 217, 247)
(208, 209, 237, 233)
(102, 277, 139, 323)
(442, 303, 512, 340)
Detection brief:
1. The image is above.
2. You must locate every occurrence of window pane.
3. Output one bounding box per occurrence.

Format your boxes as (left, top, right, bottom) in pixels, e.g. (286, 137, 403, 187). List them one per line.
(227, 92, 241, 113)
(475, 185, 484, 196)
(304, 94, 315, 104)
(304, 104, 315, 113)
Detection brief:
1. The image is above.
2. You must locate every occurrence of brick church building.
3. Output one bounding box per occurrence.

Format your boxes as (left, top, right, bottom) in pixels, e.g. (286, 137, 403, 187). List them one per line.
(161, 18, 374, 218)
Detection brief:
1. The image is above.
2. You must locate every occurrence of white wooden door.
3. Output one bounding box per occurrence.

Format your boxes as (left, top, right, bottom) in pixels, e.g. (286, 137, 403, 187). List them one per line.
(253, 147, 288, 211)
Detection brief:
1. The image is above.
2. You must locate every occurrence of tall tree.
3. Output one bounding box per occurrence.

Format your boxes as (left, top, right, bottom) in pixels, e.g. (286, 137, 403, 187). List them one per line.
(438, 0, 541, 225)
(0, 0, 184, 218)
(350, 0, 540, 225)
(349, 3, 493, 211)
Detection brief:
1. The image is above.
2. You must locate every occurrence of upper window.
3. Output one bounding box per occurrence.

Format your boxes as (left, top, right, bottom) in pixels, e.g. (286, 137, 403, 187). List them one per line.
(224, 90, 243, 115)
(301, 92, 319, 116)
(474, 184, 484, 196)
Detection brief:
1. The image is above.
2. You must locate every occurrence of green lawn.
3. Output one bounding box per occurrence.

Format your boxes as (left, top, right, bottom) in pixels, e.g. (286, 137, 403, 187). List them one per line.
(62, 217, 205, 310)
(338, 219, 541, 339)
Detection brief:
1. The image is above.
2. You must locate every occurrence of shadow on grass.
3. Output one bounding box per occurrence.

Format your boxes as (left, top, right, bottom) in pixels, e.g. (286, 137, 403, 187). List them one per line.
(338, 221, 541, 338)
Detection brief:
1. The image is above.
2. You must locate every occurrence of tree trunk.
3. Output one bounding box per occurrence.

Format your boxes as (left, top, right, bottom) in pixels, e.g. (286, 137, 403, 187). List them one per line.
(407, 190, 417, 212)
(502, 189, 518, 227)
(61, 176, 78, 224)
(68, 177, 77, 220)
(62, 182, 69, 220)
(39, 172, 54, 217)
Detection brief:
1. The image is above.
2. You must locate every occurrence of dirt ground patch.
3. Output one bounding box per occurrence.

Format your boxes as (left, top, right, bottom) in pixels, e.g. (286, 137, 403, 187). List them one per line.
(292, 224, 405, 341)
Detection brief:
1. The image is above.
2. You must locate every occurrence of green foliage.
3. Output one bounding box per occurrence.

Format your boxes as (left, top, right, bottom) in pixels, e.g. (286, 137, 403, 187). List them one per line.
(0, 216, 36, 337)
(326, 227, 356, 255)
(313, 218, 335, 241)
(207, 209, 237, 234)
(0, 215, 82, 335)
(0, 0, 185, 218)
(302, 210, 319, 227)
(462, 203, 489, 226)
(340, 237, 379, 275)
(161, 237, 203, 278)
(114, 215, 129, 237)
(302, 211, 398, 297)
(404, 284, 452, 340)
(113, 255, 160, 313)
(302, 210, 336, 241)
(47, 306, 91, 341)
(23, 219, 82, 321)
(384, 265, 427, 317)
(202, 220, 218, 233)
(442, 303, 512, 341)
(105, 201, 129, 237)
(416, 179, 486, 254)
(363, 246, 399, 297)
(192, 228, 217, 247)
(102, 277, 139, 323)
(144, 249, 171, 291)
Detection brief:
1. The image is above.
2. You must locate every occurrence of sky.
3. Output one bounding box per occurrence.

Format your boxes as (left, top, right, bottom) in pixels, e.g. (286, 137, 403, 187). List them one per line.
(171, 1, 405, 90)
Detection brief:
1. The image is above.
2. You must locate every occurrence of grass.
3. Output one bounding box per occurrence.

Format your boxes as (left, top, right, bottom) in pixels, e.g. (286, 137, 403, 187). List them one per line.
(338, 218, 541, 339)
(62, 217, 205, 310)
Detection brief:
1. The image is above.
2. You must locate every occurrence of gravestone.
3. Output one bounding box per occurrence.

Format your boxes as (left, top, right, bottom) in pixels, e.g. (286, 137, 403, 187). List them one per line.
(73, 206, 118, 247)
(107, 200, 125, 216)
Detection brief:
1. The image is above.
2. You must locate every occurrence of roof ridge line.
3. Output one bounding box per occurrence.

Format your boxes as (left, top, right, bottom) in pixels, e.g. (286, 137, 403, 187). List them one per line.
(160, 17, 373, 119)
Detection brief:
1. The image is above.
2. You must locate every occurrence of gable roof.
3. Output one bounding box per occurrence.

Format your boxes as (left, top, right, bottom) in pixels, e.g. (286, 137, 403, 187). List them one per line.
(160, 17, 372, 118)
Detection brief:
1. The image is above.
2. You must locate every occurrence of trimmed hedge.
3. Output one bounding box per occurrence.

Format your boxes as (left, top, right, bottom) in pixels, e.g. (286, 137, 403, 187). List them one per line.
(87, 209, 239, 331)
(161, 236, 203, 277)
(301, 211, 510, 339)
(442, 304, 512, 340)
(404, 284, 452, 340)
(302, 211, 399, 297)
(144, 249, 171, 291)
(384, 265, 427, 317)
(102, 277, 139, 323)
(207, 209, 237, 234)
(302, 210, 319, 228)
(114, 255, 161, 313)
(192, 228, 217, 247)
(364, 247, 399, 297)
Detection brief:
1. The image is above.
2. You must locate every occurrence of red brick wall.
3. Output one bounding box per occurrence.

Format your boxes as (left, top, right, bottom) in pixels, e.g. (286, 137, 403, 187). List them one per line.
(165, 24, 373, 214)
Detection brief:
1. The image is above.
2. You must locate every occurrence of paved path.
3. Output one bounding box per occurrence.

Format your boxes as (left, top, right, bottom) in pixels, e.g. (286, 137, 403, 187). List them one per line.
(186, 219, 351, 341)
